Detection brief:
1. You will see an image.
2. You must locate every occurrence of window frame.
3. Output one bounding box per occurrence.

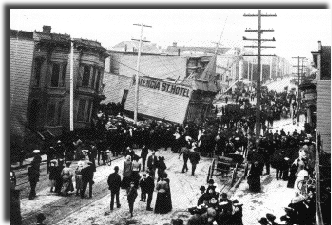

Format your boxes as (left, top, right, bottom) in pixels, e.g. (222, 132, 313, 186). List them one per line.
(33, 58, 43, 87)
(82, 65, 91, 87)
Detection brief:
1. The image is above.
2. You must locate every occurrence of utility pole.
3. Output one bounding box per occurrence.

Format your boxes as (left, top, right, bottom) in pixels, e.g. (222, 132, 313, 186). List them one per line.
(69, 39, 74, 131)
(243, 10, 276, 138)
(132, 23, 152, 123)
(292, 56, 306, 126)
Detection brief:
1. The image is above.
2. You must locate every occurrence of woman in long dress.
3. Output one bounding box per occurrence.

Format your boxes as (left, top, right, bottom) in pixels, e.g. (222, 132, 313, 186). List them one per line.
(75, 161, 84, 196)
(163, 172, 173, 212)
(122, 155, 132, 189)
(248, 161, 261, 192)
(61, 161, 74, 196)
(154, 174, 171, 214)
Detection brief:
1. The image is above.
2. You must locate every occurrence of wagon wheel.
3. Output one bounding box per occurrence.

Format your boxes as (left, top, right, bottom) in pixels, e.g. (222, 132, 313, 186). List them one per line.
(231, 163, 239, 186)
(207, 165, 212, 183)
(211, 159, 216, 177)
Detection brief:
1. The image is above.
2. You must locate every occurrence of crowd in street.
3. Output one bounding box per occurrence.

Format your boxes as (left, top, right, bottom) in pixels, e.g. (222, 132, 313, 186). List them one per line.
(22, 86, 322, 225)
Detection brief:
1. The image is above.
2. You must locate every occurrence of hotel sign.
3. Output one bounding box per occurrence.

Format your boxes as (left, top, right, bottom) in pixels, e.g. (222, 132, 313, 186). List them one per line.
(134, 77, 191, 98)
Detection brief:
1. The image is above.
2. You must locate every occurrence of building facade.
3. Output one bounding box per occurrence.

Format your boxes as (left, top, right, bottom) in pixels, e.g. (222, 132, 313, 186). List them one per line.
(103, 51, 218, 124)
(311, 41, 331, 153)
(10, 26, 107, 150)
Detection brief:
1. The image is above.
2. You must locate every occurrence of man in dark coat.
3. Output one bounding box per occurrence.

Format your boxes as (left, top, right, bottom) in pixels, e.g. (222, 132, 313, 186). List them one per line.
(27, 160, 40, 200)
(189, 145, 201, 176)
(140, 145, 149, 171)
(88, 142, 98, 172)
(81, 161, 95, 199)
(107, 166, 122, 210)
(179, 147, 190, 173)
(145, 170, 155, 211)
(146, 150, 158, 179)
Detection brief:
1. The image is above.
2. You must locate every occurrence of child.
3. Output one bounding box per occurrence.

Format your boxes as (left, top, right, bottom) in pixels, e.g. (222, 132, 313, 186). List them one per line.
(139, 173, 147, 202)
(48, 160, 57, 193)
(127, 181, 138, 217)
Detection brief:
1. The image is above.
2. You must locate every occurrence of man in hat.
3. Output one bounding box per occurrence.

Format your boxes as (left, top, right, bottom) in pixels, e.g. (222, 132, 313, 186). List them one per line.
(27, 159, 41, 200)
(81, 161, 95, 199)
(145, 170, 155, 211)
(107, 166, 122, 210)
(187, 207, 217, 225)
(124, 146, 135, 161)
(36, 213, 46, 225)
(189, 143, 200, 176)
(217, 193, 233, 222)
(258, 217, 269, 225)
(33, 150, 42, 164)
(140, 145, 149, 171)
(147, 150, 158, 179)
(88, 142, 98, 171)
(179, 146, 190, 173)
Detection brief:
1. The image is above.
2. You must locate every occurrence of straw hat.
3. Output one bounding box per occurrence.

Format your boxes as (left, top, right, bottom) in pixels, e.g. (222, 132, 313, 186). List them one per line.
(33, 150, 40, 153)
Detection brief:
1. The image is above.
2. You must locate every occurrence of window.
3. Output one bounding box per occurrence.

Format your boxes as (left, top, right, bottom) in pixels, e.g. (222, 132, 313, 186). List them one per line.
(57, 101, 64, 125)
(76, 99, 93, 122)
(82, 65, 91, 87)
(51, 63, 60, 87)
(90, 67, 96, 89)
(47, 103, 56, 126)
(61, 63, 67, 87)
(77, 99, 86, 122)
(86, 100, 93, 122)
(95, 70, 101, 92)
(34, 59, 43, 87)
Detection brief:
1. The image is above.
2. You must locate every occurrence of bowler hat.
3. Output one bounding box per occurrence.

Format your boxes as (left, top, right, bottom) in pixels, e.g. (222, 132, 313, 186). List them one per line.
(266, 213, 276, 222)
(36, 213, 46, 222)
(258, 217, 269, 225)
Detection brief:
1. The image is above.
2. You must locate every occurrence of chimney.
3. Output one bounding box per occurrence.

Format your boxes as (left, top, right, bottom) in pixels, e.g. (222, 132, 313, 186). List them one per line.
(318, 40, 322, 51)
(43, 25, 51, 33)
(178, 48, 181, 56)
(124, 44, 127, 52)
(173, 42, 177, 47)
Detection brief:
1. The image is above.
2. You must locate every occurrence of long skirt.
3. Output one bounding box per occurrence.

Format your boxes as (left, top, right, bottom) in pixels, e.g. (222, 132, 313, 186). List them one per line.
(61, 178, 74, 195)
(248, 175, 261, 192)
(121, 176, 131, 189)
(75, 175, 83, 190)
(155, 192, 172, 214)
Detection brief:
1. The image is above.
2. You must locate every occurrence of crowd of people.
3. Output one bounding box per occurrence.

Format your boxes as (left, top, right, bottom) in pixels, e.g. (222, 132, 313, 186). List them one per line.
(22, 85, 325, 225)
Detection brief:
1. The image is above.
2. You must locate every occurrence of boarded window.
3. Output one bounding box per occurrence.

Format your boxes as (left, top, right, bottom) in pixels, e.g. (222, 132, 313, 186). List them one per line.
(77, 99, 86, 122)
(34, 59, 43, 87)
(90, 67, 96, 89)
(86, 100, 93, 122)
(95, 70, 101, 92)
(57, 101, 64, 126)
(61, 63, 67, 87)
(82, 65, 90, 87)
(47, 103, 56, 126)
(51, 63, 60, 87)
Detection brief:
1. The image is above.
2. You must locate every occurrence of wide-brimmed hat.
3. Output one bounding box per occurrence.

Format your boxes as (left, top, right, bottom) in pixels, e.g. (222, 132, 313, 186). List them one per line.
(258, 217, 269, 225)
(33, 150, 40, 153)
(57, 140, 62, 144)
(266, 213, 276, 222)
(87, 161, 93, 165)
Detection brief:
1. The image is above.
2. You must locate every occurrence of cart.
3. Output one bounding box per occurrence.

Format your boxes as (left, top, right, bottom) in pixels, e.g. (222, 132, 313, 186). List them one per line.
(207, 153, 248, 186)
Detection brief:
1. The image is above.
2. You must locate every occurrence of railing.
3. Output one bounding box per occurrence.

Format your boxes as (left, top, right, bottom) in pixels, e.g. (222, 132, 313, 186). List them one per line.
(315, 131, 324, 225)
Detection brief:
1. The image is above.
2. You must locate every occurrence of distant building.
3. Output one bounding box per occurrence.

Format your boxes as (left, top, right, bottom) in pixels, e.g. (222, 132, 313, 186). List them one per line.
(103, 50, 218, 124)
(165, 42, 230, 56)
(112, 41, 163, 54)
(10, 26, 107, 151)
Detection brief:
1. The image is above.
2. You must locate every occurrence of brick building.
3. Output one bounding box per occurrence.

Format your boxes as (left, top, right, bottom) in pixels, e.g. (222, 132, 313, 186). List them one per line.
(103, 50, 218, 124)
(10, 26, 107, 151)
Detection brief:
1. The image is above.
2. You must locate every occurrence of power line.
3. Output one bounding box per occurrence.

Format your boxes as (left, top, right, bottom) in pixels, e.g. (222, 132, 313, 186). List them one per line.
(243, 10, 277, 139)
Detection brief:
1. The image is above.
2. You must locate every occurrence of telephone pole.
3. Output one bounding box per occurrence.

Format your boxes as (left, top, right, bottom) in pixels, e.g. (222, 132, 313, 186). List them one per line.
(69, 39, 74, 131)
(292, 56, 306, 125)
(243, 10, 276, 139)
(132, 23, 152, 123)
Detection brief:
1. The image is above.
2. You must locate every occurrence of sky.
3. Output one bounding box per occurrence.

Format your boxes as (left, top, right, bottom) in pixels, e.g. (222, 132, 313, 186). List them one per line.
(9, 9, 332, 64)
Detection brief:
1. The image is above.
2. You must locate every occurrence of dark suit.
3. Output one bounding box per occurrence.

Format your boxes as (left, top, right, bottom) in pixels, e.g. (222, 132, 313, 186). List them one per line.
(189, 151, 200, 176)
(107, 172, 122, 209)
(145, 175, 155, 209)
(81, 165, 95, 198)
(147, 155, 158, 178)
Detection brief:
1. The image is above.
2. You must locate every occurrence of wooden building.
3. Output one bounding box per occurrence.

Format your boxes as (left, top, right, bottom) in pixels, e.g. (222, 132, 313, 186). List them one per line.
(103, 51, 218, 124)
(311, 41, 331, 153)
(10, 26, 107, 151)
